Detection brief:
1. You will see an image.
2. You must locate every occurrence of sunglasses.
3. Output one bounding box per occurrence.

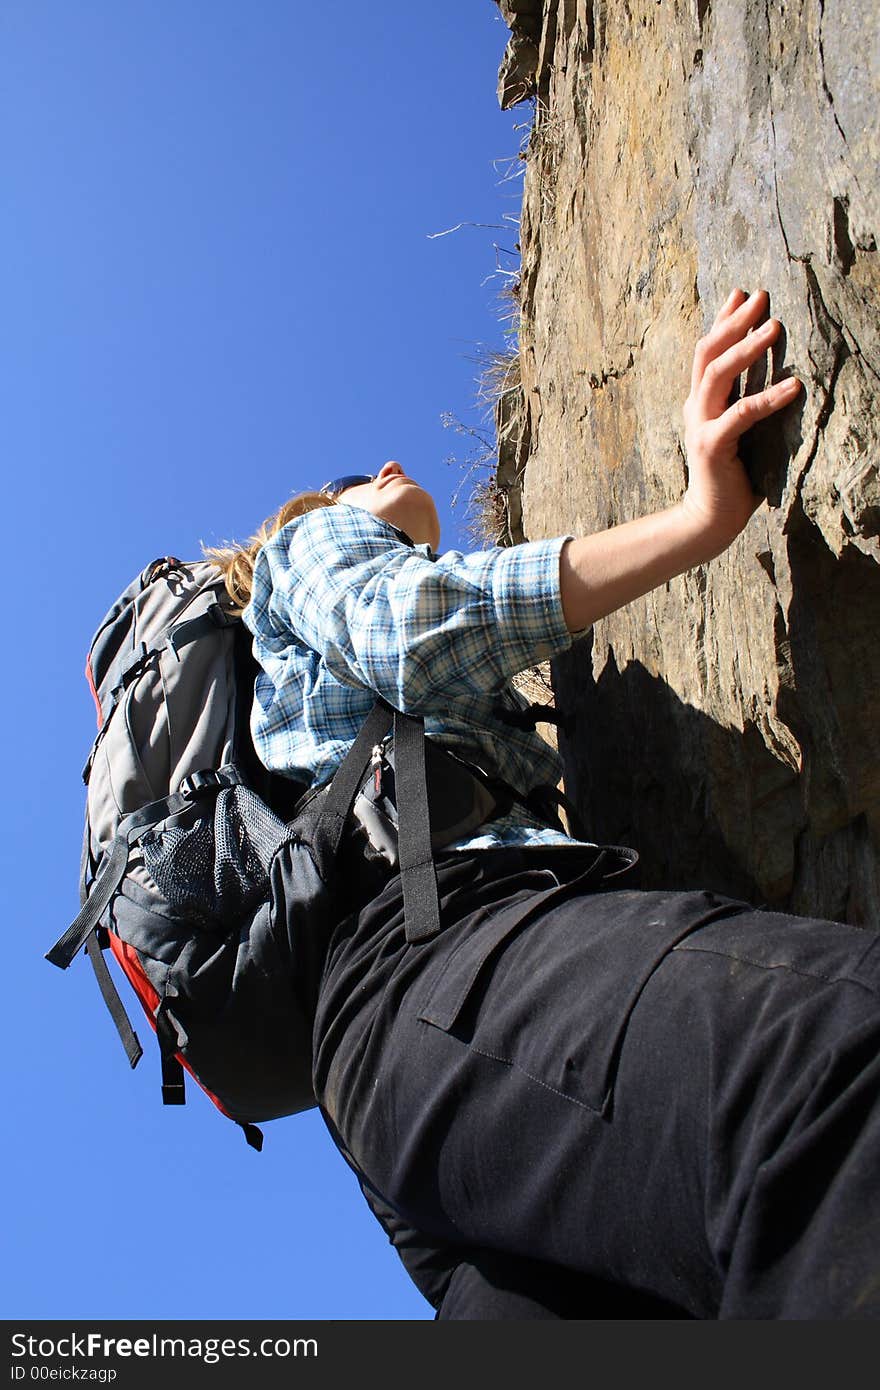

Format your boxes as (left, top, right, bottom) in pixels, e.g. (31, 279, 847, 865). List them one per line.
(319, 473, 376, 498)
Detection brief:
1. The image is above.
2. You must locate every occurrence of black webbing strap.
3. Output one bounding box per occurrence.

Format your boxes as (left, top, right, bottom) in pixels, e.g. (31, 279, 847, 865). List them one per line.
(46, 836, 131, 969)
(393, 709, 441, 944)
(160, 1053, 186, 1106)
(168, 603, 236, 657)
(81, 644, 153, 773)
(239, 1122, 264, 1152)
(47, 767, 245, 970)
(84, 931, 143, 1069)
(154, 1003, 186, 1105)
(315, 698, 395, 856)
(306, 697, 440, 943)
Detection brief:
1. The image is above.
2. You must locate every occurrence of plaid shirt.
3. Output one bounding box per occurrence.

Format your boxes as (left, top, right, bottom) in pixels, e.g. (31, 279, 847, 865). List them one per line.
(243, 504, 591, 850)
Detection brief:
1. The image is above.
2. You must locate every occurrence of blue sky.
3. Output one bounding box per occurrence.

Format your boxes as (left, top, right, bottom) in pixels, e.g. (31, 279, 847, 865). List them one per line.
(3, 0, 527, 1321)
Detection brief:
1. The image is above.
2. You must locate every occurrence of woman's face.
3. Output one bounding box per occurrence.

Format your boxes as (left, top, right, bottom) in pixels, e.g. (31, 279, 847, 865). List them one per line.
(335, 461, 441, 550)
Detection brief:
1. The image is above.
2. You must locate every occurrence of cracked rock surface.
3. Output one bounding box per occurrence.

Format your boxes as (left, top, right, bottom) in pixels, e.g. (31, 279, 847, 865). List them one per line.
(494, 0, 879, 924)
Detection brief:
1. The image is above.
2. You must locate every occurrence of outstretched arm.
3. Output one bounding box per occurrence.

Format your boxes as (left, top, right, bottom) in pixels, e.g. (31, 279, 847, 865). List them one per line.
(558, 288, 803, 633)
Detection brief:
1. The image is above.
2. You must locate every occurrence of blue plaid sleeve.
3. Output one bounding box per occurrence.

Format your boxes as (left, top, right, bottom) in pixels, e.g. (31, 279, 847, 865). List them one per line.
(247, 505, 574, 712)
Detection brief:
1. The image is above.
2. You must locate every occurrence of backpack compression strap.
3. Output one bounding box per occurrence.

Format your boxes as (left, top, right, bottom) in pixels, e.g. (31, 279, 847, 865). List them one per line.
(46, 767, 245, 970)
(84, 930, 143, 1069)
(46, 835, 131, 970)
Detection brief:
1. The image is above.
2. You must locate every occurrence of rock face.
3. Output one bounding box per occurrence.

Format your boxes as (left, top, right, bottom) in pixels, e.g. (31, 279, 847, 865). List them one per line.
(493, 0, 879, 925)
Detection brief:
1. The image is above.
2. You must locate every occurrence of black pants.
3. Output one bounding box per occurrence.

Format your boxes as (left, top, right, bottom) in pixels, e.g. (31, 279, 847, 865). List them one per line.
(313, 847, 880, 1319)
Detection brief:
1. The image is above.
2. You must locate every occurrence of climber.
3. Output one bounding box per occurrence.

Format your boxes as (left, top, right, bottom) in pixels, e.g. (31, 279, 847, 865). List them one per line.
(212, 287, 880, 1319)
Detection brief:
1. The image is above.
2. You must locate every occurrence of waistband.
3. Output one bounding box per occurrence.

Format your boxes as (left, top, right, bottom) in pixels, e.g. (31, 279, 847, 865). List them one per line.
(339, 839, 639, 941)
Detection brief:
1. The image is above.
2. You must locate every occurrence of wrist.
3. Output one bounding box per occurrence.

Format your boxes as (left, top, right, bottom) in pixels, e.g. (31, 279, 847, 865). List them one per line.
(677, 492, 752, 563)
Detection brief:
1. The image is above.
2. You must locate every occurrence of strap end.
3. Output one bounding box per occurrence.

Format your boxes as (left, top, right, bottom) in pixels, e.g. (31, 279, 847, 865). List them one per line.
(240, 1122, 264, 1152)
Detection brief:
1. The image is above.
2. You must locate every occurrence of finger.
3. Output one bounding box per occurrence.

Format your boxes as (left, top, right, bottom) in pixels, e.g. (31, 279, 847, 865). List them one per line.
(713, 287, 747, 326)
(698, 318, 781, 412)
(691, 289, 770, 395)
(710, 376, 803, 448)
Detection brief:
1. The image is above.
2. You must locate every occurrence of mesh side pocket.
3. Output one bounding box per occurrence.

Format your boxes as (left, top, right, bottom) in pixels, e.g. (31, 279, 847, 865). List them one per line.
(142, 785, 287, 926)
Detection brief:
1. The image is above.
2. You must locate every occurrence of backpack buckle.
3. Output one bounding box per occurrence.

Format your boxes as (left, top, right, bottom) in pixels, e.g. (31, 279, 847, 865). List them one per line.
(180, 769, 223, 799)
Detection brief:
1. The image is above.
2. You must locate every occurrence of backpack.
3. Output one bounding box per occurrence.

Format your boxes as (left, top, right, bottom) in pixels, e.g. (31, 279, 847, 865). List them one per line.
(46, 555, 519, 1150)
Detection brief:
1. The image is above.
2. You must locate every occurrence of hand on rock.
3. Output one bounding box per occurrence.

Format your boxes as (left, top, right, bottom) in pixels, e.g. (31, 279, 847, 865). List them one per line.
(681, 288, 803, 552)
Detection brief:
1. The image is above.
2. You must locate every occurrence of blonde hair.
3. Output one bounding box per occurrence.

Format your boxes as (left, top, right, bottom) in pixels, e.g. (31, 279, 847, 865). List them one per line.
(203, 491, 336, 611)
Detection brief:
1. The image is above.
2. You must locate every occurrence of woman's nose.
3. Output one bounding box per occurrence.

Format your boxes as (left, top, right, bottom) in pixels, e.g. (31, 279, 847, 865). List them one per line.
(377, 460, 404, 480)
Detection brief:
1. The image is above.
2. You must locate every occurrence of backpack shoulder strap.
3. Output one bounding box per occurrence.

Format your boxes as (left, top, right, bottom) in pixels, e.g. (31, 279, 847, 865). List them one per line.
(305, 699, 395, 853)
(295, 698, 441, 944)
(392, 710, 441, 944)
